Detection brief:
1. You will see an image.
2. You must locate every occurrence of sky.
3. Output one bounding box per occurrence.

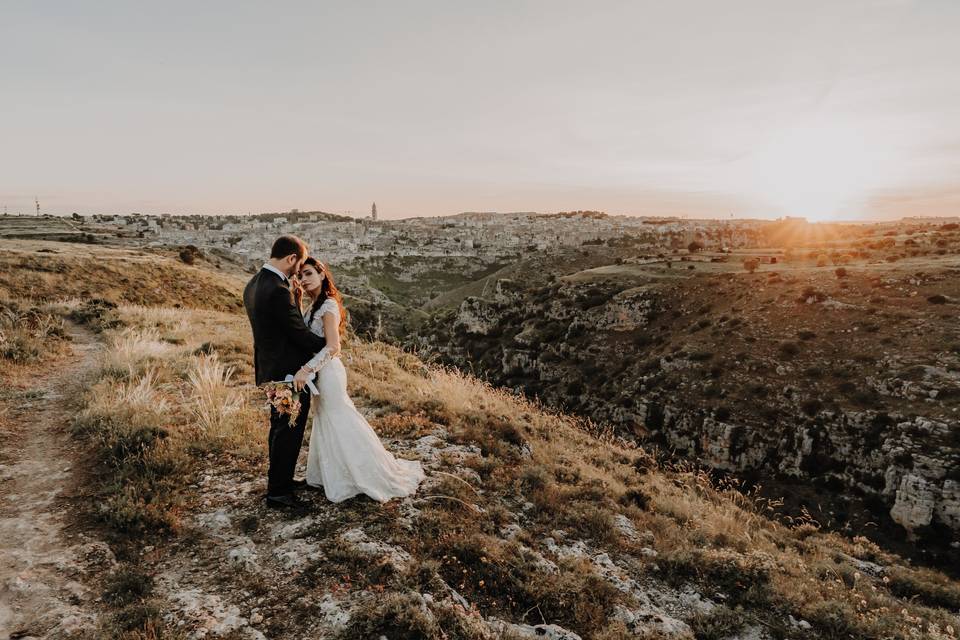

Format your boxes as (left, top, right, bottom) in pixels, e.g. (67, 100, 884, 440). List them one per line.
(2, 1, 958, 221)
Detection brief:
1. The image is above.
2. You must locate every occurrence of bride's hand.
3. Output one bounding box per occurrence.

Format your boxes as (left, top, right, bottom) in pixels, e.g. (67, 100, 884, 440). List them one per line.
(291, 279, 304, 306)
(293, 367, 311, 392)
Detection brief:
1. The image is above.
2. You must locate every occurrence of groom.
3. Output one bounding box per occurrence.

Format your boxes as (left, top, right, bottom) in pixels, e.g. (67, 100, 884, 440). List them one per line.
(243, 235, 327, 509)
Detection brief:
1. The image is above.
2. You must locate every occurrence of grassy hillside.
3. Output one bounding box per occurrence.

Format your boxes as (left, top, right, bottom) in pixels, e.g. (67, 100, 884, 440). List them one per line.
(2, 241, 956, 639)
(0, 239, 245, 311)
(422, 246, 638, 312)
(337, 255, 509, 310)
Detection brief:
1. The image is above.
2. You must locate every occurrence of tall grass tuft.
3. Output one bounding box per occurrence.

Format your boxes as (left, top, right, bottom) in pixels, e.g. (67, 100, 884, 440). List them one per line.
(186, 354, 240, 437)
(80, 370, 170, 428)
(101, 328, 174, 378)
(0, 297, 70, 363)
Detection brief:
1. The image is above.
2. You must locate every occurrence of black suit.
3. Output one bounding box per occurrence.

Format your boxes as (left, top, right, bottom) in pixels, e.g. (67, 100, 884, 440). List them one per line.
(243, 267, 327, 496)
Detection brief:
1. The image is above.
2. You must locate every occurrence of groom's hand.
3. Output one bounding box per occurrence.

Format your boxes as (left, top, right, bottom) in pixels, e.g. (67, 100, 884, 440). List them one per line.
(293, 367, 311, 392)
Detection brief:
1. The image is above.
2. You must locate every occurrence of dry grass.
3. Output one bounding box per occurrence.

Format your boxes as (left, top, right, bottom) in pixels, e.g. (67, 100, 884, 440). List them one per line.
(101, 328, 176, 377)
(71, 303, 264, 544)
(32, 246, 954, 639)
(186, 354, 241, 433)
(0, 297, 71, 364)
(0, 239, 246, 311)
(185, 354, 261, 455)
(341, 340, 960, 640)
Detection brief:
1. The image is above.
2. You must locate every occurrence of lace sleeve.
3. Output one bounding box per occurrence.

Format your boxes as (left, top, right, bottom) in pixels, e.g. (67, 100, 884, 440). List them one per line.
(303, 300, 340, 374)
(303, 346, 334, 374)
(319, 298, 340, 323)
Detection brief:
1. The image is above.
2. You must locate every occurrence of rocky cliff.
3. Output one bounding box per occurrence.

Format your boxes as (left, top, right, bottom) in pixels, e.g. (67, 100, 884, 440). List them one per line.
(411, 258, 960, 565)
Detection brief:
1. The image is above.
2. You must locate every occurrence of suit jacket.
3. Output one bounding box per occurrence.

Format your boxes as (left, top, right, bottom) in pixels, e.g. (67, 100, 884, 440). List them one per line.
(243, 268, 328, 386)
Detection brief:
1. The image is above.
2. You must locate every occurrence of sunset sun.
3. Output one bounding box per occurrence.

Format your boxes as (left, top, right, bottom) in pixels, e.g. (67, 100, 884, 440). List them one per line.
(737, 119, 891, 221)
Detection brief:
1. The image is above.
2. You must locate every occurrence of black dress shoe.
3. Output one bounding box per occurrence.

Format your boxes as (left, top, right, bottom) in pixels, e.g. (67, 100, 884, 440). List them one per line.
(290, 479, 308, 490)
(265, 493, 304, 509)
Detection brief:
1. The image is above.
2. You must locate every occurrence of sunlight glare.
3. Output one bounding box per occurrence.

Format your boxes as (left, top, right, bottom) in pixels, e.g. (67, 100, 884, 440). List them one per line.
(737, 119, 891, 221)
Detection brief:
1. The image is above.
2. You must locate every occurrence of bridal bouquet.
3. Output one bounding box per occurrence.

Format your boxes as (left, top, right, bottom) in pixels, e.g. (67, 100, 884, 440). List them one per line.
(261, 381, 301, 427)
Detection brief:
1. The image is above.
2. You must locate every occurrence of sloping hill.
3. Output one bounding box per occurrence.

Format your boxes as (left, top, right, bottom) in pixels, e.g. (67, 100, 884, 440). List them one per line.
(1, 240, 956, 639)
(0, 239, 246, 311)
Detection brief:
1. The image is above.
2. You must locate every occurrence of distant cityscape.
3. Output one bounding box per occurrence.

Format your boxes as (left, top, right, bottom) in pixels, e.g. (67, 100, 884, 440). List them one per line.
(4, 206, 955, 270)
(91, 209, 779, 263)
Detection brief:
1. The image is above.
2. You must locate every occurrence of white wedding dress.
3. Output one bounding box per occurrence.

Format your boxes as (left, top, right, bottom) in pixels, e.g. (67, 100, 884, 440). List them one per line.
(302, 299, 425, 502)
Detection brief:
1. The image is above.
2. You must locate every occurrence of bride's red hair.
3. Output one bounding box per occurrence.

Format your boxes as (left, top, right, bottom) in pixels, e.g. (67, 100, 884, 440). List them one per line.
(302, 257, 347, 335)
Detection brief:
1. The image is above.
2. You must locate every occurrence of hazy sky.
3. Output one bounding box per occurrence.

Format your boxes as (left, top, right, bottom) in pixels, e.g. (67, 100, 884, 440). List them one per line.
(2, 1, 958, 220)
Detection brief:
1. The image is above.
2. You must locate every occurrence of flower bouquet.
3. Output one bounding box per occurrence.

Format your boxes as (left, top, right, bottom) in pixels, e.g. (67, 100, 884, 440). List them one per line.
(261, 381, 302, 427)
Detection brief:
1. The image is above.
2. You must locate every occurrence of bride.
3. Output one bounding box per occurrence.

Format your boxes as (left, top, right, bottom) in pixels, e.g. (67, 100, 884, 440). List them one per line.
(292, 257, 425, 503)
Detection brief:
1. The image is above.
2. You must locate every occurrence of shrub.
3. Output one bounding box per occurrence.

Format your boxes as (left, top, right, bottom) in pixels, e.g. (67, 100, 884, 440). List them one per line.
(103, 568, 154, 605)
(834, 267, 847, 279)
(742, 258, 759, 273)
(68, 298, 120, 332)
(619, 488, 651, 510)
(0, 300, 70, 362)
(688, 606, 747, 640)
(777, 342, 800, 359)
(658, 549, 773, 606)
(927, 294, 947, 305)
(798, 287, 826, 303)
(816, 254, 829, 267)
(341, 592, 439, 639)
(805, 601, 859, 638)
(886, 567, 960, 611)
(801, 399, 823, 416)
(178, 244, 203, 265)
(106, 600, 166, 635)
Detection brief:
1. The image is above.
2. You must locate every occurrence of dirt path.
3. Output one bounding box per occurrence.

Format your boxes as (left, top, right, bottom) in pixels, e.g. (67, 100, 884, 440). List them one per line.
(0, 324, 107, 639)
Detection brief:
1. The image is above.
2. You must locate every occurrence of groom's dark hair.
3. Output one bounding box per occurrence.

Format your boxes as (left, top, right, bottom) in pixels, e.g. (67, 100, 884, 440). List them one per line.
(270, 234, 308, 260)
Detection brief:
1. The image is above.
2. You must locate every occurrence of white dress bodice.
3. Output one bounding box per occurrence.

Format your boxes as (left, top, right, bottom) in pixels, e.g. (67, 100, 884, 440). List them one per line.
(305, 298, 340, 338)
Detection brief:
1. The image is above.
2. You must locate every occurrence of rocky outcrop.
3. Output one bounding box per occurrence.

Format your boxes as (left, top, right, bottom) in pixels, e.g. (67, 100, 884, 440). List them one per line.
(411, 273, 960, 543)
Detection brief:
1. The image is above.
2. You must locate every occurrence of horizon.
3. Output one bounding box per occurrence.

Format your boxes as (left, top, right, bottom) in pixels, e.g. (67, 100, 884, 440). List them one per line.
(2, 1, 959, 221)
(5, 208, 958, 226)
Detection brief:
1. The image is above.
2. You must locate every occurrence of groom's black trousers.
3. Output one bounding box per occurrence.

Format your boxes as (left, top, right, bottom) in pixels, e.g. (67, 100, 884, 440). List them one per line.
(267, 390, 311, 496)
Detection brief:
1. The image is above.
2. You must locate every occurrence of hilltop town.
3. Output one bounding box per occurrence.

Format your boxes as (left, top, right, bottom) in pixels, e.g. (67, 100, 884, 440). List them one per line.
(0, 209, 778, 263)
(5, 208, 957, 274)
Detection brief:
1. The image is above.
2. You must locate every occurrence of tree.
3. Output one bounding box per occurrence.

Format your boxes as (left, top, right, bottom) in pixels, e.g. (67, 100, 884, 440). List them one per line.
(687, 240, 704, 253)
